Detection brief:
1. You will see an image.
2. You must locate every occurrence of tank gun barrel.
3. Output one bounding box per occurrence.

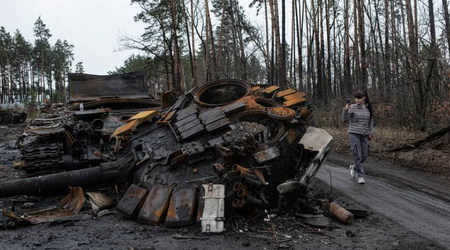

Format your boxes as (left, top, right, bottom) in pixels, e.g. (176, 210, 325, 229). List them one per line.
(0, 154, 135, 198)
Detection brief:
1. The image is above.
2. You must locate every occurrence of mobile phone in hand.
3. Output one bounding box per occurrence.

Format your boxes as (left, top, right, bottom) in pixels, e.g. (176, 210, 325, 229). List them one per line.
(346, 98, 351, 104)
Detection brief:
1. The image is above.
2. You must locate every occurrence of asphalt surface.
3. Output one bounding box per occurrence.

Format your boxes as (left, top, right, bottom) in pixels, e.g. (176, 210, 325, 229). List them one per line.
(317, 155, 450, 249)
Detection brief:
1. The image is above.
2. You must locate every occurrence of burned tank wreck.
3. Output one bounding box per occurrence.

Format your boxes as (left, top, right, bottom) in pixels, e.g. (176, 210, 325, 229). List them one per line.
(0, 78, 332, 231)
(0, 103, 28, 125)
(16, 72, 160, 176)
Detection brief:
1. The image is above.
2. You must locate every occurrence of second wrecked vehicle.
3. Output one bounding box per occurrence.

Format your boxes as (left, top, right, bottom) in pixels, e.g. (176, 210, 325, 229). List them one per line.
(0, 102, 28, 125)
(16, 72, 160, 176)
(1, 76, 332, 231)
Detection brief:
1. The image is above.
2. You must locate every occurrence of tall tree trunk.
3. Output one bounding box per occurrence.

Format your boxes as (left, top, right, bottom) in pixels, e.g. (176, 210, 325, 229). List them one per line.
(204, 0, 217, 80)
(268, 0, 282, 87)
(325, 0, 332, 99)
(296, 0, 304, 91)
(181, 0, 194, 90)
(169, 0, 183, 93)
(236, 1, 247, 80)
(358, 0, 367, 89)
(265, 0, 271, 83)
(406, 0, 425, 130)
(280, 0, 287, 89)
(190, 0, 197, 87)
(290, 0, 296, 87)
(382, 0, 390, 101)
(353, 0, 360, 89)
(319, 0, 325, 100)
(312, 0, 320, 99)
(443, 0, 450, 57)
(217, 0, 227, 75)
(344, 0, 351, 95)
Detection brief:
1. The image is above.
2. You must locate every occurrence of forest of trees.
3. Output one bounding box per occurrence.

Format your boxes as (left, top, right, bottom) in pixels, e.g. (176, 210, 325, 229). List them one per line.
(0, 17, 82, 105)
(2, 1, 450, 131)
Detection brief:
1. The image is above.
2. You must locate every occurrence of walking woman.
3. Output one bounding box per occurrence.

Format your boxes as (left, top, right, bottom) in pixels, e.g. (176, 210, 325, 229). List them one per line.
(342, 90, 374, 184)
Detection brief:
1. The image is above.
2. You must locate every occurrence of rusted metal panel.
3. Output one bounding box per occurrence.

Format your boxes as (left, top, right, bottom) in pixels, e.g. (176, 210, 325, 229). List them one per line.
(68, 72, 150, 102)
(251, 86, 261, 92)
(157, 110, 176, 124)
(262, 86, 279, 95)
(205, 118, 230, 133)
(137, 184, 173, 225)
(283, 96, 306, 107)
(283, 92, 306, 101)
(223, 102, 246, 115)
(275, 88, 297, 98)
(252, 147, 280, 164)
(165, 184, 198, 227)
(180, 124, 205, 141)
(116, 184, 149, 219)
(111, 120, 138, 137)
(129, 110, 159, 123)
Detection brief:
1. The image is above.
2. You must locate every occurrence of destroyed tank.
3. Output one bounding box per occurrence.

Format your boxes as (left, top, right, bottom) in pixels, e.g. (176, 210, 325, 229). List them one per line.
(2, 78, 333, 230)
(16, 72, 160, 176)
(0, 103, 28, 125)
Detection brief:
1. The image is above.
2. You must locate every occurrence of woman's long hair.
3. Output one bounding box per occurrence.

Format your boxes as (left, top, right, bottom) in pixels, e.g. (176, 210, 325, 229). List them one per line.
(354, 90, 373, 119)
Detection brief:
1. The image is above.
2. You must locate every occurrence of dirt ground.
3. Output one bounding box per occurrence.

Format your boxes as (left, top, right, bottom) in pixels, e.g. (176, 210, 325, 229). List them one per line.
(325, 126, 450, 176)
(0, 124, 447, 250)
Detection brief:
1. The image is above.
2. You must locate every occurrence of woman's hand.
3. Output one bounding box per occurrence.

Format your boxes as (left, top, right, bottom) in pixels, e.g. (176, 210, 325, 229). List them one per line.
(345, 103, 351, 110)
(368, 135, 374, 141)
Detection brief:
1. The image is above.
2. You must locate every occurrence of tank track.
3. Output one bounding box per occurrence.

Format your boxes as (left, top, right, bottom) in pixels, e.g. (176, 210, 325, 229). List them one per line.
(20, 142, 64, 176)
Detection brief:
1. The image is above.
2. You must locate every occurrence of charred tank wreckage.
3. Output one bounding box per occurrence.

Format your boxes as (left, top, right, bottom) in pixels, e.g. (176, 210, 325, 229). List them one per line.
(0, 73, 333, 232)
(0, 103, 28, 125)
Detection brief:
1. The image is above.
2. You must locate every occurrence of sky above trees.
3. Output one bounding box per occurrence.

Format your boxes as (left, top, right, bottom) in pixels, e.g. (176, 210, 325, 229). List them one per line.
(0, 0, 146, 74)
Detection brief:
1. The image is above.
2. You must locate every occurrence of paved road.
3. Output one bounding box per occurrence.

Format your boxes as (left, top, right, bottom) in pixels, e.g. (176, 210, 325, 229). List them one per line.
(315, 160, 450, 249)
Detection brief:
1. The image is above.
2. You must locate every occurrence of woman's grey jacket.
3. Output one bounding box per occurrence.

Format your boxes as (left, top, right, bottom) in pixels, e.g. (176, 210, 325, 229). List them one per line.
(342, 103, 374, 136)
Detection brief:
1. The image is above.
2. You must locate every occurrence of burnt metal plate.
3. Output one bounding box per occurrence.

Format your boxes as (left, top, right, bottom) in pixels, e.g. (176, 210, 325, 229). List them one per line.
(223, 102, 246, 115)
(252, 147, 280, 164)
(176, 119, 201, 134)
(199, 107, 222, 122)
(137, 184, 173, 225)
(181, 141, 205, 156)
(116, 184, 149, 219)
(205, 118, 230, 133)
(200, 109, 225, 125)
(68, 72, 149, 102)
(208, 136, 224, 147)
(174, 114, 198, 128)
(165, 184, 198, 227)
(180, 124, 205, 141)
(176, 105, 198, 122)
